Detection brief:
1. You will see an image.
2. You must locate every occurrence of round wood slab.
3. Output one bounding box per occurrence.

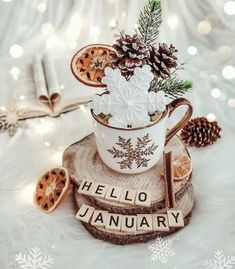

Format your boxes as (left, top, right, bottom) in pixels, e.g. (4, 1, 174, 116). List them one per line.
(63, 133, 194, 214)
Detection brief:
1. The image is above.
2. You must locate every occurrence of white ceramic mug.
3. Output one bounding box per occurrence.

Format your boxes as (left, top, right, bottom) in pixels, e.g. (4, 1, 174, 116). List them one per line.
(91, 98, 193, 174)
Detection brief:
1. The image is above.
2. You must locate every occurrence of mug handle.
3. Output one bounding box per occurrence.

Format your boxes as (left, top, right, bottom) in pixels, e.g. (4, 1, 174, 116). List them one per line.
(165, 98, 193, 145)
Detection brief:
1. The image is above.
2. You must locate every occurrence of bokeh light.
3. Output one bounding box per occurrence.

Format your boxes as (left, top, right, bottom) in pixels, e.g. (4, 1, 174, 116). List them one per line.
(41, 23, 54, 36)
(222, 65, 235, 79)
(167, 15, 179, 29)
(218, 45, 232, 58)
(197, 21, 212, 35)
(9, 44, 23, 58)
(224, 1, 235, 15)
(211, 88, 221, 98)
(9, 67, 20, 80)
(187, 46, 198, 55)
(36, 2, 47, 13)
(227, 99, 235, 107)
(207, 113, 216, 122)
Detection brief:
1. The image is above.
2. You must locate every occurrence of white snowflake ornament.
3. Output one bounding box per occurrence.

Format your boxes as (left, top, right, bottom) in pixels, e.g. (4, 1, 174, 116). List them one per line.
(0, 103, 22, 136)
(89, 65, 169, 128)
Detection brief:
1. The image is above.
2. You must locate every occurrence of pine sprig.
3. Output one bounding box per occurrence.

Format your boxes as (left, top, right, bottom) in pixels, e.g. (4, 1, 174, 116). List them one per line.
(149, 77, 193, 99)
(137, 0, 162, 46)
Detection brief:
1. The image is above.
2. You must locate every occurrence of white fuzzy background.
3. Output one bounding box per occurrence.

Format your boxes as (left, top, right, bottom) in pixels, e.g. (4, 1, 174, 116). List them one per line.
(0, 0, 235, 268)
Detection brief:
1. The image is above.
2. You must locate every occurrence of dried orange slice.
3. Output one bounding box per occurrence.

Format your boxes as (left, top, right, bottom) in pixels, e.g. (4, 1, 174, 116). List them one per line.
(71, 44, 114, 87)
(34, 167, 70, 213)
(172, 154, 192, 181)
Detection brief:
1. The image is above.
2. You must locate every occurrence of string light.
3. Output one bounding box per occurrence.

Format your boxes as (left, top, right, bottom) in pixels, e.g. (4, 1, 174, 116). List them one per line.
(122, 12, 126, 18)
(60, 84, 65, 90)
(224, 1, 235, 15)
(33, 120, 54, 136)
(222, 65, 235, 79)
(228, 99, 235, 107)
(44, 141, 51, 147)
(211, 88, 221, 98)
(80, 105, 86, 112)
(19, 95, 25, 100)
(9, 67, 20, 80)
(187, 46, 198, 55)
(109, 19, 117, 29)
(9, 44, 23, 58)
(0, 106, 6, 111)
(167, 15, 179, 29)
(207, 113, 216, 122)
(36, 2, 47, 13)
(197, 21, 212, 35)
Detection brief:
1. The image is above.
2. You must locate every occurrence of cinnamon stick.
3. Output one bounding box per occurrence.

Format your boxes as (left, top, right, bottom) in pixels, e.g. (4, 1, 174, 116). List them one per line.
(163, 151, 175, 209)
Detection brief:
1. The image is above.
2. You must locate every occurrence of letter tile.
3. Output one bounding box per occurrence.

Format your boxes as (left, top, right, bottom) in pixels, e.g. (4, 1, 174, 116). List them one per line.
(121, 215, 137, 233)
(91, 183, 108, 198)
(105, 213, 122, 231)
(152, 214, 169, 231)
(167, 210, 184, 227)
(77, 180, 95, 195)
(119, 188, 136, 205)
(137, 214, 153, 231)
(135, 190, 151, 207)
(105, 186, 122, 201)
(91, 210, 109, 227)
(75, 203, 95, 223)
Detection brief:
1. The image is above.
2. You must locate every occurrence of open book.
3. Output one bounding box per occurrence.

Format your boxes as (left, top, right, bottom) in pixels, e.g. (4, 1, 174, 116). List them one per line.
(0, 53, 104, 119)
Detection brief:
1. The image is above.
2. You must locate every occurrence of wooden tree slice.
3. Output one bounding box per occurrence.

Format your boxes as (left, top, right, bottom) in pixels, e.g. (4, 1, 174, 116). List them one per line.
(63, 133, 193, 214)
(74, 184, 194, 245)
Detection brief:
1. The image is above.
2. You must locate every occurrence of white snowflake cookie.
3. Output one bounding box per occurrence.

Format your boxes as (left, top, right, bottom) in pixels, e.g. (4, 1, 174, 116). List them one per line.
(89, 65, 169, 128)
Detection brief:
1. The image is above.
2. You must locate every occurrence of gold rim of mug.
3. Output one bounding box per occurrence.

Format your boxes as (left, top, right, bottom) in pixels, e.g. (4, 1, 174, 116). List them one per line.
(90, 107, 169, 131)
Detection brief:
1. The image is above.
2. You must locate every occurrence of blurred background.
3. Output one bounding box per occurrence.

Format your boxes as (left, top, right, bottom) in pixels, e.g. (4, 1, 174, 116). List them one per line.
(0, 1, 235, 268)
(0, 0, 234, 124)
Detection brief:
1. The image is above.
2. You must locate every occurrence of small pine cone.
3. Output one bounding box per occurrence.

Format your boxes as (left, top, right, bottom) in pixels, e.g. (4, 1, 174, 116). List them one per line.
(180, 117, 222, 147)
(111, 34, 149, 78)
(147, 43, 178, 79)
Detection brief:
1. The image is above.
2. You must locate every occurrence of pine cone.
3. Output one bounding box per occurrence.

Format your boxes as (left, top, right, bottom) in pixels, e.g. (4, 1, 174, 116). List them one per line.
(180, 117, 222, 147)
(147, 43, 178, 79)
(111, 34, 149, 78)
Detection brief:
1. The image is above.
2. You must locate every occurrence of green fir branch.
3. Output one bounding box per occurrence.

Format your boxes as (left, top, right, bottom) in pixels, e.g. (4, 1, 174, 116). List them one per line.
(137, 0, 162, 46)
(149, 77, 193, 99)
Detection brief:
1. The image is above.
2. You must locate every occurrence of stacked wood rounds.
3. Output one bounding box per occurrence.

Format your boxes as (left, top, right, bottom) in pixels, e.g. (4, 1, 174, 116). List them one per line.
(63, 134, 194, 245)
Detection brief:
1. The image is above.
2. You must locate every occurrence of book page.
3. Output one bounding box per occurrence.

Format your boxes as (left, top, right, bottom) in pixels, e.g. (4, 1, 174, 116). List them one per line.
(0, 59, 51, 116)
(42, 53, 61, 108)
(33, 55, 52, 110)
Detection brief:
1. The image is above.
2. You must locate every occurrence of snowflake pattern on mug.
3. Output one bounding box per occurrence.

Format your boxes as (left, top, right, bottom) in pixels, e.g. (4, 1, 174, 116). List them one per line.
(89, 65, 169, 128)
(107, 133, 158, 169)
